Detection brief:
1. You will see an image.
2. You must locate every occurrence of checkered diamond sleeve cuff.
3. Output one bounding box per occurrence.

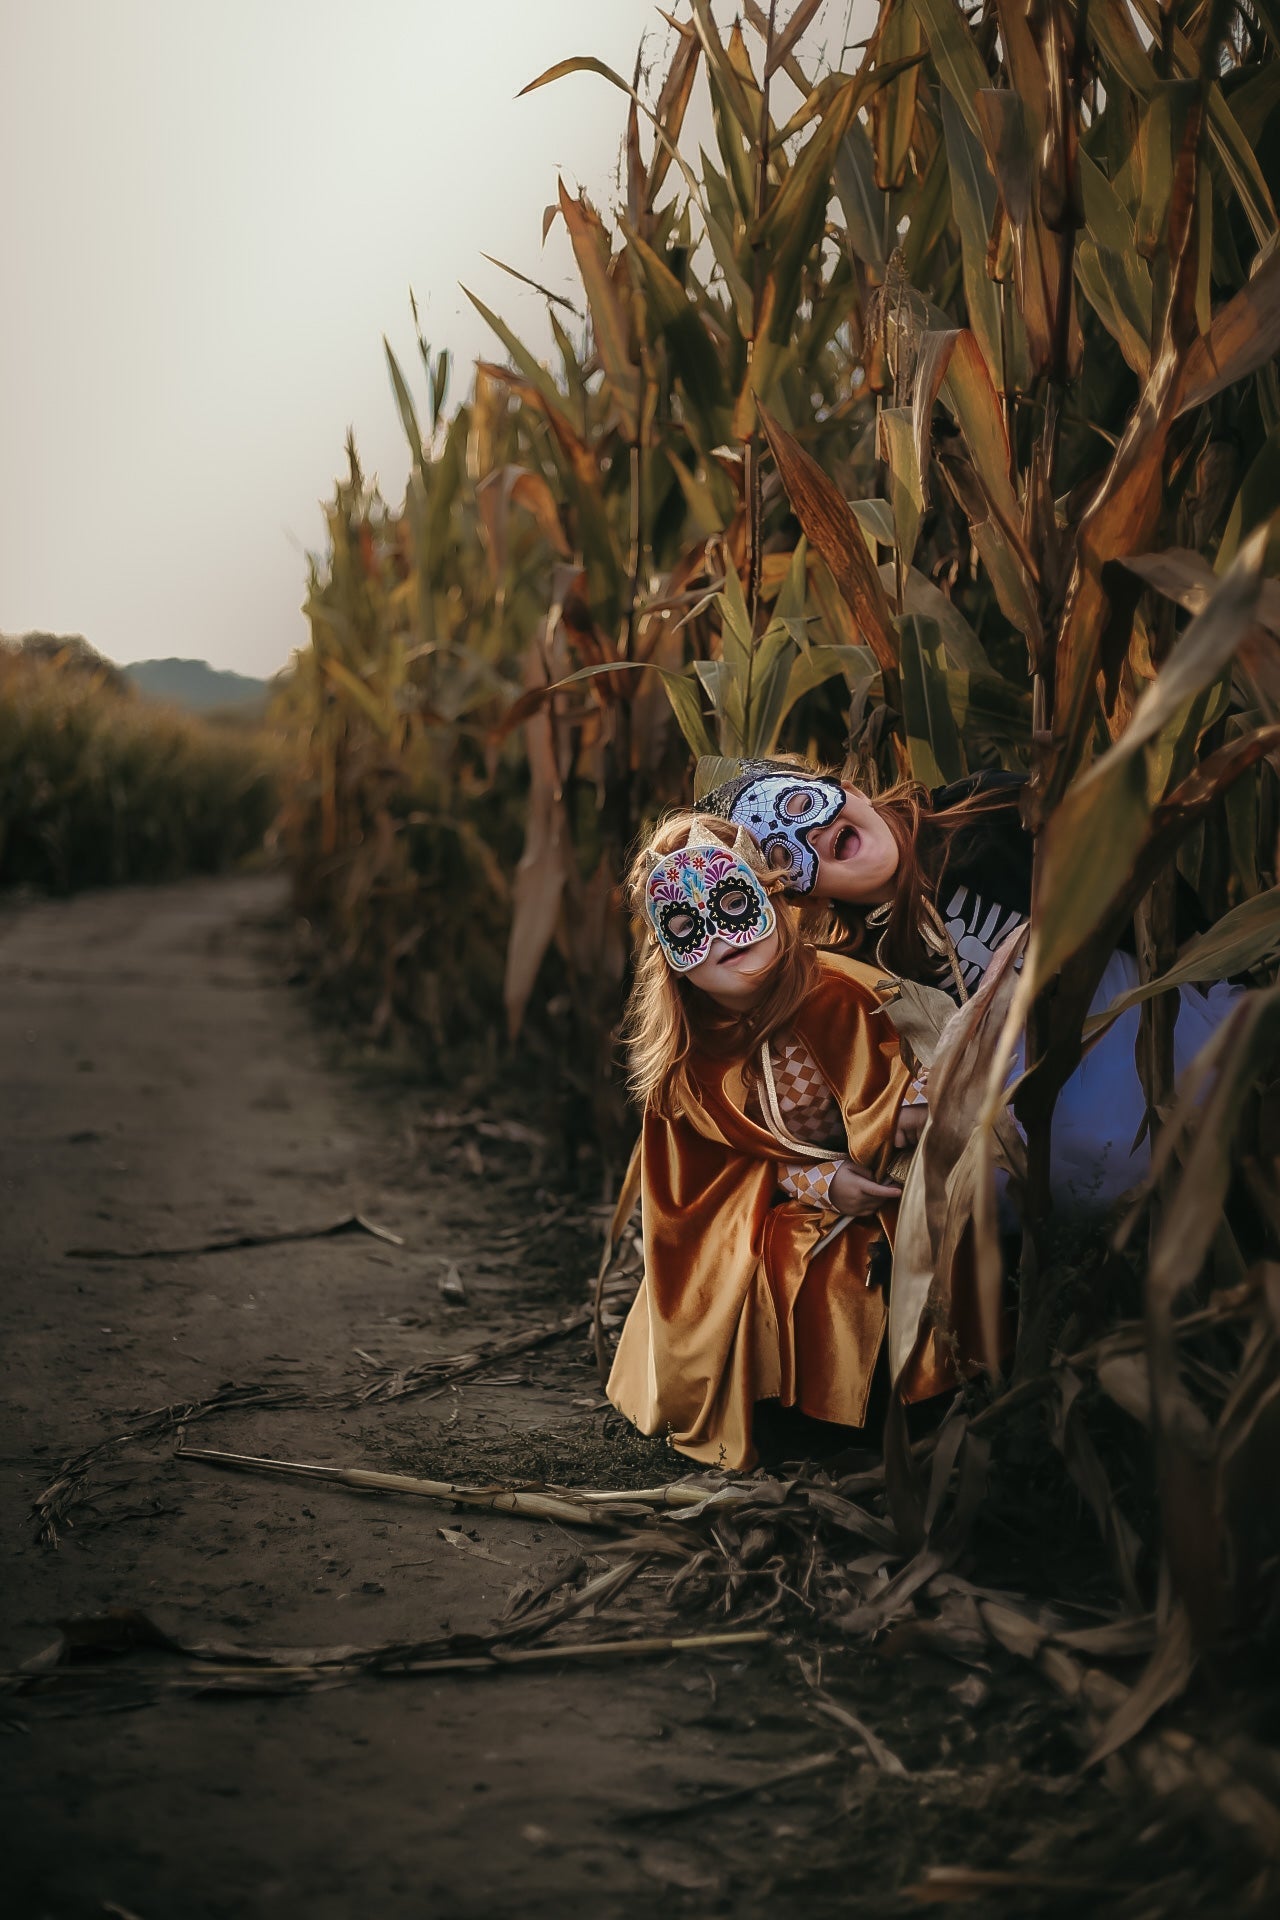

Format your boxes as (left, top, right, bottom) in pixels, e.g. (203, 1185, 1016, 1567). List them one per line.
(778, 1156, 846, 1208)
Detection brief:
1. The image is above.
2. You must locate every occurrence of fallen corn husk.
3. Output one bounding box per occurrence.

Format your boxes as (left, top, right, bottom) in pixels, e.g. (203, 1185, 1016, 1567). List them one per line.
(8, 1605, 771, 1702)
(175, 1441, 752, 1528)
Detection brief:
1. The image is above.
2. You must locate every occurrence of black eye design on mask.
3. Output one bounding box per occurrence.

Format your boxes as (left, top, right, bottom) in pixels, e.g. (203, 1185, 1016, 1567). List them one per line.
(708, 875, 764, 935)
(780, 786, 821, 819)
(657, 902, 705, 954)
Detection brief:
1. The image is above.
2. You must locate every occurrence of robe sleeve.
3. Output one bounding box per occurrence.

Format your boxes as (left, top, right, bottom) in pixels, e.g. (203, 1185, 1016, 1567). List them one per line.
(606, 1104, 784, 1466)
(778, 1156, 846, 1206)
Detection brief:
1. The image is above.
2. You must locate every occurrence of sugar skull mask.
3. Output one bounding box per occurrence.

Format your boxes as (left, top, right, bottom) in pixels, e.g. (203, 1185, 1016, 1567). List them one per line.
(644, 831, 776, 974)
(698, 763, 845, 895)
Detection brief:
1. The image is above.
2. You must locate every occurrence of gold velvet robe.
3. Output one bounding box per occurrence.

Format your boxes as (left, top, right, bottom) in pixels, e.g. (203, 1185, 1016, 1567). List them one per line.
(608, 952, 947, 1470)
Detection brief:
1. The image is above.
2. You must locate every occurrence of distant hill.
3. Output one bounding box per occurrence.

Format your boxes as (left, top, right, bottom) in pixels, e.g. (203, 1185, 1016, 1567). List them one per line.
(124, 658, 268, 714)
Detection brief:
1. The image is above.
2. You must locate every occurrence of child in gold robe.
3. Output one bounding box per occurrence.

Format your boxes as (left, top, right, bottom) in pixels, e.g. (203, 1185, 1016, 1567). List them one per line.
(606, 812, 940, 1471)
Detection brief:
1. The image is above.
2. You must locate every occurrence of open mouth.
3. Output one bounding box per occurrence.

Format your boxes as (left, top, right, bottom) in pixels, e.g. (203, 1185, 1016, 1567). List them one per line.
(831, 824, 861, 862)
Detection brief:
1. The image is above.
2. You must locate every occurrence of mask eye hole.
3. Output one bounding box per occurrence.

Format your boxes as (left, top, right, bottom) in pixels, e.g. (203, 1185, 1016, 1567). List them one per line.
(656, 906, 706, 952)
(708, 874, 765, 934)
(766, 843, 794, 872)
(781, 788, 818, 819)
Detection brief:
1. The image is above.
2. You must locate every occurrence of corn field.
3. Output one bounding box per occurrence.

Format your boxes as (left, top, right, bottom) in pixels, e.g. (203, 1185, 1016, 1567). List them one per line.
(279, 0, 1280, 1688)
(0, 638, 278, 892)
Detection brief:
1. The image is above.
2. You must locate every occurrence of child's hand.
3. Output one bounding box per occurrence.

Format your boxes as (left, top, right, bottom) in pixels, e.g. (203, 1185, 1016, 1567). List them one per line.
(829, 1160, 901, 1217)
(893, 1101, 928, 1151)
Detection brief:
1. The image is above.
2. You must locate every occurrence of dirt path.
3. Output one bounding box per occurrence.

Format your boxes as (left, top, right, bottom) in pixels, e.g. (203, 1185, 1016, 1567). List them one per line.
(1, 874, 811, 1919)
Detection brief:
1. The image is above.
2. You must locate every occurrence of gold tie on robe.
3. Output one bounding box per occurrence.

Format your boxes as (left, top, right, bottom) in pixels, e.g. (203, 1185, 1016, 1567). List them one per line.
(607, 952, 955, 1470)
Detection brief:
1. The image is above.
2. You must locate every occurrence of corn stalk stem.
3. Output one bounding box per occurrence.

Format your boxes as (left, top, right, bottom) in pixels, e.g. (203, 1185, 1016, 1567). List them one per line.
(743, 0, 780, 736)
(175, 1442, 741, 1524)
(1019, 0, 1092, 1367)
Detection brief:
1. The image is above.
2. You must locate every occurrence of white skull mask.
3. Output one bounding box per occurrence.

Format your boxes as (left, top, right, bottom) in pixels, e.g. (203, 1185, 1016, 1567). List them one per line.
(699, 767, 845, 895)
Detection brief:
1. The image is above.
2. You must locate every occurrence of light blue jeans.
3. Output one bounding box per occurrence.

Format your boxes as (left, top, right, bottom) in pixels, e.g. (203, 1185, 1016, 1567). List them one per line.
(1018, 952, 1241, 1217)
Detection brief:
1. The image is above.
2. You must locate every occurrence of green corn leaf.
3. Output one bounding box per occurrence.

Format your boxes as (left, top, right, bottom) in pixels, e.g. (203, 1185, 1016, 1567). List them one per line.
(1218, 434, 1280, 569)
(834, 121, 886, 273)
(622, 222, 731, 451)
(916, 328, 1038, 586)
(872, 2, 924, 191)
(1091, 0, 1276, 245)
(879, 408, 924, 575)
(518, 658, 718, 759)
(462, 289, 564, 418)
(384, 339, 427, 479)
(876, 565, 994, 675)
(694, 657, 746, 753)
(1228, 54, 1280, 149)
(694, 753, 747, 801)
(659, 666, 719, 759)
(742, 624, 797, 756)
(938, 91, 1006, 393)
(700, 150, 755, 331)
(898, 615, 967, 786)
(706, 66, 756, 217)
(519, 54, 709, 228)
(1087, 0, 1157, 100)
(320, 656, 393, 737)
(777, 644, 880, 730)
(690, 0, 756, 126)
(770, 538, 811, 649)
(1076, 151, 1153, 378)
(942, 668, 1032, 745)
(431, 349, 450, 431)
(716, 560, 754, 675)
(850, 498, 896, 549)
(910, 0, 990, 140)
(733, 288, 799, 436)
(667, 449, 729, 538)
(1134, 82, 1199, 260)
(558, 182, 640, 442)
(901, 132, 953, 288)
(754, 76, 862, 338)
(1031, 529, 1268, 991)
(1175, 242, 1280, 418)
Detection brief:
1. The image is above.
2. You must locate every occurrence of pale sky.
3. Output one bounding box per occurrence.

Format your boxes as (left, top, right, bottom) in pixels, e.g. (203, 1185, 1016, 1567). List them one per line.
(1, 1, 859, 677)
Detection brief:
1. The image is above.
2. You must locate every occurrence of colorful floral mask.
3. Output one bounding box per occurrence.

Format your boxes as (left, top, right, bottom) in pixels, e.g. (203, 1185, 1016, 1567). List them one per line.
(698, 762, 845, 895)
(644, 827, 776, 973)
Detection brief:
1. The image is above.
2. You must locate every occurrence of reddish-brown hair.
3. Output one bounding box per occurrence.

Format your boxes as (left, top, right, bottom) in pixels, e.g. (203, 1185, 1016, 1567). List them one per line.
(823, 776, 1023, 979)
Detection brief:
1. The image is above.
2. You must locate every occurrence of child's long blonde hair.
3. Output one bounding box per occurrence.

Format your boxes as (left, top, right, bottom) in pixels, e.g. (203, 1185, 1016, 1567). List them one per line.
(624, 812, 818, 1118)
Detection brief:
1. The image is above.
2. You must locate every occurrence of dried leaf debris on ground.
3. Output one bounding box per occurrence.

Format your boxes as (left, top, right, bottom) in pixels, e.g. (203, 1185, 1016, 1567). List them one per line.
(19, 1206, 1280, 1898)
